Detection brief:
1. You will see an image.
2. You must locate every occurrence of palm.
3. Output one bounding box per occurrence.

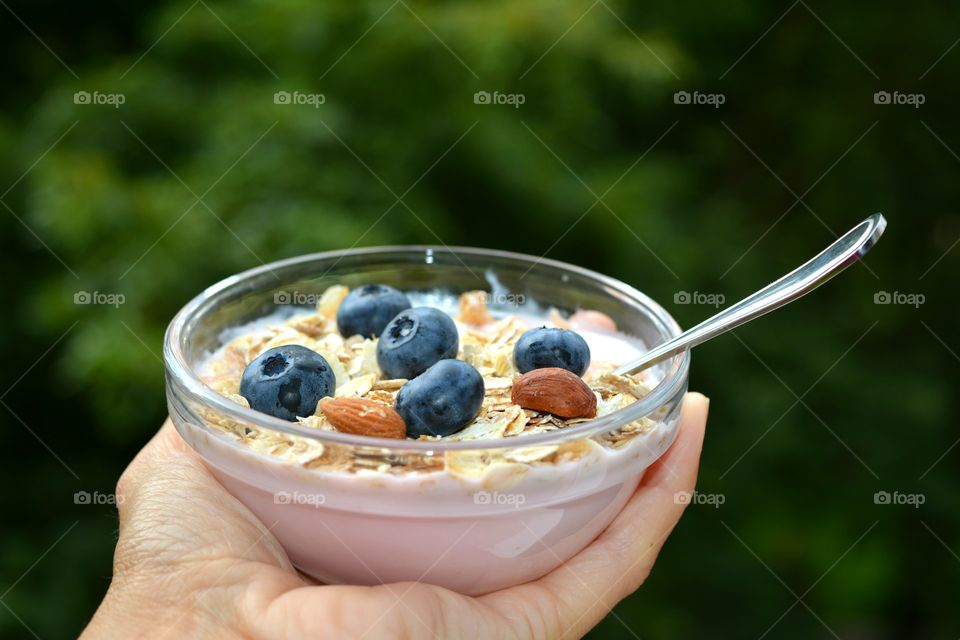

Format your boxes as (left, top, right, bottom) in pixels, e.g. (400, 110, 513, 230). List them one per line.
(86, 393, 708, 639)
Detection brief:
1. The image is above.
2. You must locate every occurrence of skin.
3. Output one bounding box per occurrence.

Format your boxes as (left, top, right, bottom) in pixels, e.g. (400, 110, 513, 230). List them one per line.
(83, 393, 709, 640)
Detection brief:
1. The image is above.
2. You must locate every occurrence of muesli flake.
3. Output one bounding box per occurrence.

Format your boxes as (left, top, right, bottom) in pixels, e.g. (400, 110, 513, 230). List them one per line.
(199, 286, 657, 474)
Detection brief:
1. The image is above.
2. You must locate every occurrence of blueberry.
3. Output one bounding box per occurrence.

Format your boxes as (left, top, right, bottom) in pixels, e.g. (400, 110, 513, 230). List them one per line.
(336, 284, 412, 338)
(239, 345, 336, 421)
(514, 327, 591, 376)
(395, 359, 484, 437)
(377, 307, 459, 379)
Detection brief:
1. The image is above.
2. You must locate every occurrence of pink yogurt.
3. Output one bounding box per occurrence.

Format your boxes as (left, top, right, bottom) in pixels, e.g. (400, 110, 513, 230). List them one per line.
(177, 406, 678, 594)
(177, 313, 683, 594)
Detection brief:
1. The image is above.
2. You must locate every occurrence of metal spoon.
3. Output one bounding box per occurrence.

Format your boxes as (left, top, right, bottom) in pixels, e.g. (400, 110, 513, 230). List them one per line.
(613, 213, 887, 376)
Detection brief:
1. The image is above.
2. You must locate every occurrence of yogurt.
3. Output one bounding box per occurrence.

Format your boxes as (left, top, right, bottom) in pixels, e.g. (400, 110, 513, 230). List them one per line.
(176, 289, 683, 594)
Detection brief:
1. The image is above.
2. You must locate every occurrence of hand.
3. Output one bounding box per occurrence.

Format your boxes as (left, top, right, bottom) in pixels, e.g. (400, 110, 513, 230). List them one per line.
(83, 393, 709, 639)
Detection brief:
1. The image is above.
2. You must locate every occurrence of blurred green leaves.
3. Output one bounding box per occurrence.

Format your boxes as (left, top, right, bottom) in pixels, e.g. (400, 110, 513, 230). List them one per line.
(10, 0, 690, 437)
(2, 0, 959, 638)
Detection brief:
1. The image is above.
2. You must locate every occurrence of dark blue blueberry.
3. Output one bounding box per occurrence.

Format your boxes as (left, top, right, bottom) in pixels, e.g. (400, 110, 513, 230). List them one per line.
(395, 359, 484, 437)
(376, 307, 459, 379)
(336, 284, 412, 338)
(239, 345, 336, 421)
(513, 327, 591, 376)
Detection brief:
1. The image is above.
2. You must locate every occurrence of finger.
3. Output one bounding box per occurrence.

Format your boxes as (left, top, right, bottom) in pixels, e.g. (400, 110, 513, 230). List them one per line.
(581, 392, 709, 596)
(115, 419, 220, 528)
(114, 420, 290, 575)
(481, 392, 709, 639)
(256, 581, 510, 640)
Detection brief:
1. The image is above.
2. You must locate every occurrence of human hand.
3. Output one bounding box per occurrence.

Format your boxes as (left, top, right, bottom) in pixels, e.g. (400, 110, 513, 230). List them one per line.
(83, 393, 708, 639)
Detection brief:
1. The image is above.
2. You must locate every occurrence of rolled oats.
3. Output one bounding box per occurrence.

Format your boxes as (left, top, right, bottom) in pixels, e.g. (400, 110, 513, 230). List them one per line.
(199, 286, 658, 475)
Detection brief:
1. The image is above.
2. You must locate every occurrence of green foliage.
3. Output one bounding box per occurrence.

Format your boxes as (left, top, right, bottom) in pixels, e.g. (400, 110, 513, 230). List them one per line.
(1, 1, 958, 638)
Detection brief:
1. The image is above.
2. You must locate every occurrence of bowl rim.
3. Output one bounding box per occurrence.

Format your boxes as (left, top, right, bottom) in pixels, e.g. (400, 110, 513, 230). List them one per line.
(163, 245, 690, 452)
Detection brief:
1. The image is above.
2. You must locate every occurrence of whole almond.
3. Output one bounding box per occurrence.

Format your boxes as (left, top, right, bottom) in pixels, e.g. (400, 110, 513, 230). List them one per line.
(458, 290, 492, 325)
(511, 367, 597, 419)
(319, 397, 406, 439)
(569, 309, 617, 333)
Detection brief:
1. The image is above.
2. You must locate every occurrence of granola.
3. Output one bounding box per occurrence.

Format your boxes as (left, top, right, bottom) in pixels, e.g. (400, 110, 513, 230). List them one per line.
(198, 286, 657, 475)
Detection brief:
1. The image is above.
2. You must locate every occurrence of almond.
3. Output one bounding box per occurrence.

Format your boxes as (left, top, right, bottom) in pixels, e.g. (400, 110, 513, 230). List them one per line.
(319, 397, 406, 439)
(569, 309, 617, 333)
(510, 367, 597, 419)
(459, 290, 492, 325)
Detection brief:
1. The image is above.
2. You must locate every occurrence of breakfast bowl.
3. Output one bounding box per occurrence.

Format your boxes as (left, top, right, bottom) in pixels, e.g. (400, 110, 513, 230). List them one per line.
(163, 246, 689, 595)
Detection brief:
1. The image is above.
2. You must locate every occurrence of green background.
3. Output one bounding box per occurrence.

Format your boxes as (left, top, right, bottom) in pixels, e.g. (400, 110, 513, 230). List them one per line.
(1, 1, 957, 637)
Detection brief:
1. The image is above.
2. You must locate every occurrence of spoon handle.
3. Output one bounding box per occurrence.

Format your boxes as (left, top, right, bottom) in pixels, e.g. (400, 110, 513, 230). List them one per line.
(612, 213, 887, 376)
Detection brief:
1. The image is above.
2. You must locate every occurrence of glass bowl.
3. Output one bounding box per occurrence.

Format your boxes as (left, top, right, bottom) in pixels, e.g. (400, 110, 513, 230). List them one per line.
(164, 246, 689, 595)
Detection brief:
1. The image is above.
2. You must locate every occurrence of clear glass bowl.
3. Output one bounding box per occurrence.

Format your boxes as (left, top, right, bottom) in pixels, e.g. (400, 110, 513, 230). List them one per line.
(164, 247, 689, 594)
